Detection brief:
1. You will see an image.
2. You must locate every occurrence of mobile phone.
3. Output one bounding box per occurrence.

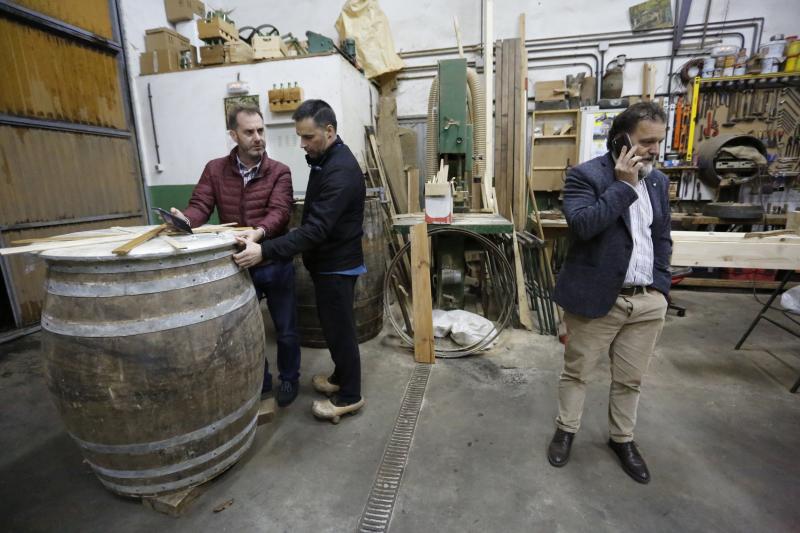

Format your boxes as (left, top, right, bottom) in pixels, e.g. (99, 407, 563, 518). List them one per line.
(611, 133, 632, 159)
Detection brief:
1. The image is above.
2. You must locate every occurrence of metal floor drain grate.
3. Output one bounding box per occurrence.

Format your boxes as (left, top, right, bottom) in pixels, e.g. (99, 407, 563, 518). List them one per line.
(357, 363, 432, 533)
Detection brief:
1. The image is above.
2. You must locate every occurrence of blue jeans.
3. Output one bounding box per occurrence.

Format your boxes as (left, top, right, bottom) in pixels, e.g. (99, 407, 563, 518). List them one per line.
(250, 259, 301, 390)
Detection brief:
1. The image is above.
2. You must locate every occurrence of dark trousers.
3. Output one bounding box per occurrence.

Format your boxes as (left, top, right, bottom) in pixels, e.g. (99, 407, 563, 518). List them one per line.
(250, 259, 301, 389)
(312, 274, 361, 403)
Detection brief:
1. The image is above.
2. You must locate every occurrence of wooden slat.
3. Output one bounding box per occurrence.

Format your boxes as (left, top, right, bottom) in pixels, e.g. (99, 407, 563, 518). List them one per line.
(674, 278, 800, 290)
(0, 19, 125, 128)
(515, 18, 528, 230)
(0, 217, 144, 326)
(672, 232, 800, 270)
(493, 39, 503, 213)
(410, 223, 435, 364)
(407, 168, 421, 213)
(376, 75, 408, 213)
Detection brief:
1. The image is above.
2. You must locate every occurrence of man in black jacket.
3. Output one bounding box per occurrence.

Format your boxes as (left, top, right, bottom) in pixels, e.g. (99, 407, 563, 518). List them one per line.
(233, 99, 366, 422)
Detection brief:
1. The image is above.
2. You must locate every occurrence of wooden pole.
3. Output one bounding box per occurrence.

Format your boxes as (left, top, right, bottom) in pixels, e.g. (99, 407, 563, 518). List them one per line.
(410, 223, 435, 364)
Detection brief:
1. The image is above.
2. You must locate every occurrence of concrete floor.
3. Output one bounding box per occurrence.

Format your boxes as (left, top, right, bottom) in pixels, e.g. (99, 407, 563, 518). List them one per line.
(0, 290, 798, 532)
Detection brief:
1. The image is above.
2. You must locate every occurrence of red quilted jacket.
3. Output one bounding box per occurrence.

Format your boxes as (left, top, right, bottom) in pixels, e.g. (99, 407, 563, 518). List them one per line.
(183, 148, 293, 237)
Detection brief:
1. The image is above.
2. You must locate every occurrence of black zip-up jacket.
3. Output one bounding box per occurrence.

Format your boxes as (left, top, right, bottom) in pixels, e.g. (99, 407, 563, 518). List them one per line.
(260, 136, 366, 273)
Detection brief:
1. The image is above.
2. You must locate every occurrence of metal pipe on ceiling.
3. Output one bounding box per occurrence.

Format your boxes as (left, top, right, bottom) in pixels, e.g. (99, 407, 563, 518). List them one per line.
(398, 18, 763, 60)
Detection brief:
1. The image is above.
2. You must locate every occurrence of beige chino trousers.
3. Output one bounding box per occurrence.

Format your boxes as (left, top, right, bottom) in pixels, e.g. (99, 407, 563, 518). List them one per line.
(556, 289, 667, 443)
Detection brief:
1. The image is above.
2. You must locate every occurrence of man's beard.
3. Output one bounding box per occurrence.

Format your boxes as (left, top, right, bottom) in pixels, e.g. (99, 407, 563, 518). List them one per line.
(639, 161, 654, 179)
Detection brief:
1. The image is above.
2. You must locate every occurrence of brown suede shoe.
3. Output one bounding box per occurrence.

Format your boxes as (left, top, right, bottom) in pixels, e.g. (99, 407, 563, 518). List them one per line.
(311, 396, 364, 424)
(311, 374, 340, 395)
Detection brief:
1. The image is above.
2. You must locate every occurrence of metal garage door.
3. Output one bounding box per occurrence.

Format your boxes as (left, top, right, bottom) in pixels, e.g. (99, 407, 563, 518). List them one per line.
(0, 0, 147, 332)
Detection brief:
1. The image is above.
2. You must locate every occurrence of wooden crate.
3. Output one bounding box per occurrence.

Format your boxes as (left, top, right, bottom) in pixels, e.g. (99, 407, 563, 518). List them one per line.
(252, 35, 287, 60)
(226, 41, 253, 63)
(197, 17, 237, 43)
(199, 41, 253, 65)
(164, 0, 204, 24)
(199, 44, 224, 65)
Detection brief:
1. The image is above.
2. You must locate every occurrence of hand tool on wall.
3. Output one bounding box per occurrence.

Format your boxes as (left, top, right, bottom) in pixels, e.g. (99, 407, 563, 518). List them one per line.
(703, 111, 719, 139)
(673, 96, 684, 149)
(722, 92, 736, 127)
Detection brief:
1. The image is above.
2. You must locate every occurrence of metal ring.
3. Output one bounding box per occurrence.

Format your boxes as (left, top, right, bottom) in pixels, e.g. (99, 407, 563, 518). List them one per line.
(383, 227, 515, 358)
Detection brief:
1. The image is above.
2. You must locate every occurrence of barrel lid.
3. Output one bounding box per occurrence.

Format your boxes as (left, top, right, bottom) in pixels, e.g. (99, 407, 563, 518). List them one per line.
(39, 227, 237, 262)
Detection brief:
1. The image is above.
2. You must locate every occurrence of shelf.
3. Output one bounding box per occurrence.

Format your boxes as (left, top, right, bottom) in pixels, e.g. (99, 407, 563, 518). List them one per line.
(533, 109, 579, 115)
(534, 135, 577, 139)
(533, 166, 568, 170)
(695, 72, 800, 84)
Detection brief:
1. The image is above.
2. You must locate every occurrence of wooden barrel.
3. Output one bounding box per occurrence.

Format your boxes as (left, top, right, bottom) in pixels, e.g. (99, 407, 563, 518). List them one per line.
(40, 232, 265, 498)
(291, 197, 385, 348)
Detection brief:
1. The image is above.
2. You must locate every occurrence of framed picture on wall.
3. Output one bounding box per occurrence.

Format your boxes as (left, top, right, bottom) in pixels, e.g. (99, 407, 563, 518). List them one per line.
(223, 95, 260, 128)
(629, 0, 673, 32)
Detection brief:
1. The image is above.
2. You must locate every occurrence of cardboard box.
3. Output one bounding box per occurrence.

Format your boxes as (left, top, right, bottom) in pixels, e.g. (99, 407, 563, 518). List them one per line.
(139, 49, 182, 75)
(197, 17, 237, 43)
(145, 27, 191, 53)
(252, 35, 287, 60)
(424, 182, 453, 224)
(165, 0, 205, 24)
(535, 80, 567, 102)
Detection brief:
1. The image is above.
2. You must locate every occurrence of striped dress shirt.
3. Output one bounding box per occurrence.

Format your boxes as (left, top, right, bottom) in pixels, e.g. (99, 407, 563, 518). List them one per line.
(623, 178, 654, 287)
(236, 155, 262, 186)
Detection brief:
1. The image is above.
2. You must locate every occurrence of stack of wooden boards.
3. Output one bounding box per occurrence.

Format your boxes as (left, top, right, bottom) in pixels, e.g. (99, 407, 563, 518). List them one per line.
(493, 22, 528, 231)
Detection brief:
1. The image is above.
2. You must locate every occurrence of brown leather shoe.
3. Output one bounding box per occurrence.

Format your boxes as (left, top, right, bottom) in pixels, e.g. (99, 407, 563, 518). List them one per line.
(608, 440, 651, 484)
(547, 428, 575, 467)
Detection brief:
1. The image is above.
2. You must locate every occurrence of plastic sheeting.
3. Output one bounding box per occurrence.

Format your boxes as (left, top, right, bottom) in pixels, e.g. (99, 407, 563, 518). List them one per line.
(432, 309, 498, 349)
(335, 0, 404, 79)
(781, 285, 800, 314)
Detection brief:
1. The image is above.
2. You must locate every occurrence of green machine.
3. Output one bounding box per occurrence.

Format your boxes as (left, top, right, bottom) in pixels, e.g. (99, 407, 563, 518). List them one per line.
(435, 58, 474, 208)
(428, 58, 481, 310)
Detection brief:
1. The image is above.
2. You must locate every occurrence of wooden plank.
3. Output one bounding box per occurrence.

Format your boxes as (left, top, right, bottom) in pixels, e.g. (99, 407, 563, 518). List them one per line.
(493, 39, 503, 215)
(0, 234, 138, 255)
(483, 0, 495, 211)
(407, 168, 421, 213)
(410, 223, 435, 364)
(257, 397, 276, 425)
(142, 485, 204, 517)
(671, 231, 800, 243)
(672, 239, 800, 270)
(112, 224, 167, 256)
(516, 16, 528, 231)
(376, 74, 409, 213)
(674, 278, 800, 290)
(511, 213, 533, 330)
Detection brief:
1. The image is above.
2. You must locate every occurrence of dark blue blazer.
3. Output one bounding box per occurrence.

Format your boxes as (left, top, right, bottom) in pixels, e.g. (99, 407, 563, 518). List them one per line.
(553, 153, 672, 318)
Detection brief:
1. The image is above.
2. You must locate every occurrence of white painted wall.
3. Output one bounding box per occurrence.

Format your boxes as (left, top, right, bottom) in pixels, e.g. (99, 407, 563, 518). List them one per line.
(208, 0, 798, 117)
(133, 54, 376, 192)
(119, 1, 798, 186)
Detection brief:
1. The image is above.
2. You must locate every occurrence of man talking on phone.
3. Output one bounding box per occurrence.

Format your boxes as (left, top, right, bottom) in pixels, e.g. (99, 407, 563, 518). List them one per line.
(546, 102, 672, 484)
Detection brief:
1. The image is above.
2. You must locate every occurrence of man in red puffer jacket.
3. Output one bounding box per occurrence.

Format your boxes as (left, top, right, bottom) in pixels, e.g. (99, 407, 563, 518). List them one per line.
(171, 104, 301, 408)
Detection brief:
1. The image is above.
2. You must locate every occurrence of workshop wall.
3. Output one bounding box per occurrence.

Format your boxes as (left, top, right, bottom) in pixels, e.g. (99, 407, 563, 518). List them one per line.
(217, 0, 798, 116)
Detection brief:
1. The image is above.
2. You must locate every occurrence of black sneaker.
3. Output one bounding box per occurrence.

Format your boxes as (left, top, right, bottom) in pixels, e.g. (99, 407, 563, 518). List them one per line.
(276, 380, 299, 407)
